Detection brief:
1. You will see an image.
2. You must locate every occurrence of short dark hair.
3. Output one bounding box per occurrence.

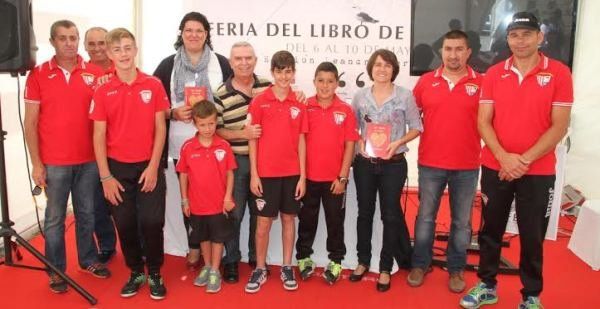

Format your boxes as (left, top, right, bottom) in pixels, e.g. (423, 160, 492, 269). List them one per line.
(366, 49, 399, 82)
(314, 62, 339, 80)
(442, 30, 470, 48)
(191, 100, 218, 119)
(174, 12, 212, 50)
(50, 20, 78, 39)
(271, 50, 295, 71)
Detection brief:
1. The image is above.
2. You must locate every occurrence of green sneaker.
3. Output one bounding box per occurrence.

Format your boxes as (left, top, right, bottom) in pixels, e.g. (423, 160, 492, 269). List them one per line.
(194, 266, 211, 287)
(148, 273, 166, 300)
(298, 257, 314, 280)
(120, 272, 145, 298)
(518, 296, 544, 309)
(323, 261, 343, 285)
(459, 281, 498, 308)
(206, 270, 222, 293)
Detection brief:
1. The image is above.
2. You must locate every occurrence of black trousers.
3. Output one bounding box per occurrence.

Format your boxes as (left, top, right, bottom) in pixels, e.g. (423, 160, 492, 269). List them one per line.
(353, 156, 412, 272)
(478, 166, 555, 299)
(296, 180, 346, 264)
(108, 159, 166, 274)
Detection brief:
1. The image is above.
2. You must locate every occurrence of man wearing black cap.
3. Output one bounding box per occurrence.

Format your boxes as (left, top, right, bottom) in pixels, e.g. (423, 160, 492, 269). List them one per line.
(460, 12, 573, 309)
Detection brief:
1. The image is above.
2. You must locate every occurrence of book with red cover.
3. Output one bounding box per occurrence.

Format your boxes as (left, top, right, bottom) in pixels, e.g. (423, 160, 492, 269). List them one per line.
(365, 123, 391, 158)
(184, 86, 207, 107)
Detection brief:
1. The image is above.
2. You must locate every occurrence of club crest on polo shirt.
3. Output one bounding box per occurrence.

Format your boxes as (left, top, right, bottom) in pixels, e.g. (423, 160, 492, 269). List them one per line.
(333, 111, 346, 125)
(140, 90, 152, 104)
(536, 73, 552, 87)
(81, 73, 95, 86)
(214, 149, 226, 161)
(290, 106, 300, 119)
(256, 199, 266, 211)
(464, 83, 479, 96)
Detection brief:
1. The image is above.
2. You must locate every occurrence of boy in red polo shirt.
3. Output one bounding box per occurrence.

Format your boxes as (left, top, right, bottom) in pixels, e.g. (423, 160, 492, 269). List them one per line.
(90, 28, 169, 300)
(295, 62, 358, 284)
(245, 51, 308, 293)
(176, 100, 237, 293)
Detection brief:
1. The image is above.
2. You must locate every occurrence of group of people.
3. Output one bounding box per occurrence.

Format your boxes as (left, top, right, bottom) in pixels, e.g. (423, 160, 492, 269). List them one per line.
(24, 10, 572, 309)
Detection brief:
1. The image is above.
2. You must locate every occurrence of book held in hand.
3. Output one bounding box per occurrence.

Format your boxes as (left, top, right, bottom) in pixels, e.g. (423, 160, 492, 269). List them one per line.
(365, 122, 391, 158)
(185, 86, 207, 107)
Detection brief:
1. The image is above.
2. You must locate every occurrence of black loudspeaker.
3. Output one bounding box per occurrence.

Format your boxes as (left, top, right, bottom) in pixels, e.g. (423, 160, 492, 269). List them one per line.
(0, 0, 36, 75)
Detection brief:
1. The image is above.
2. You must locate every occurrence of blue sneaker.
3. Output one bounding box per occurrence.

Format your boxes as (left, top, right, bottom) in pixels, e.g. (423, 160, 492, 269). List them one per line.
(459, 281, 498, 308)
(518, 296, 544, 309)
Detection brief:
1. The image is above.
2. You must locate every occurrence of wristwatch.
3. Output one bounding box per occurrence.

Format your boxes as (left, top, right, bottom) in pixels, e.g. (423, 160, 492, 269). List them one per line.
(337, 176, 349, 184)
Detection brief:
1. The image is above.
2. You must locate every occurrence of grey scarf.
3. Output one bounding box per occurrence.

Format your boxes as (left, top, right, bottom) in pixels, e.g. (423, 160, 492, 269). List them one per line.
(171, 45, 214, 104)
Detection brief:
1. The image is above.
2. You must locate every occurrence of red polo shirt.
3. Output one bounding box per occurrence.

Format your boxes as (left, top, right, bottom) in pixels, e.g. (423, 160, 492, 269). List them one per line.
(413, 66, 482, 170)
(248, 86, 308, 177)
(24, 55, 102, 165)
(480, 53, 573, 175)
(176, 135, 237, 215)
(305, 95, 359, 181)
(89, 70, 169, 162)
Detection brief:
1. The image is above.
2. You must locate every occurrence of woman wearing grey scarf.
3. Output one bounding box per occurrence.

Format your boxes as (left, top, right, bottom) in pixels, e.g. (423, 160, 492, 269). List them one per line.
(153, 11, 232, 269)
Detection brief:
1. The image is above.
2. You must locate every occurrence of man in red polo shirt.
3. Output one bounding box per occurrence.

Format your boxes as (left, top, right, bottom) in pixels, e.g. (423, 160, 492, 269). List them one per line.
(90, 28, 169, 300)
(460, 12, 573, 309)
(24, 19, 111, 294)
(295, 62, 358, 285)
(245, 51, 308, 293)
(408, 30, 482, 293)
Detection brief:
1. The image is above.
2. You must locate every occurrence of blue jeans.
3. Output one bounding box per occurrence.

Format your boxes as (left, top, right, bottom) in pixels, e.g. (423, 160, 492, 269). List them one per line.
(93, 185, 116, 252)
(223, 155, 257, 264)
(412, 165, 478, 273)
(353, 155, 412, 272)
(44, 162, 100, 272)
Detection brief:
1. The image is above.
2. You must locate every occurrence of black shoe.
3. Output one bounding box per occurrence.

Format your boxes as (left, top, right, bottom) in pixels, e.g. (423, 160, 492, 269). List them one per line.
(49, 273, 68, 294)
(223, 263, 239, 283)
(120, 272, 145, 298)
(82, 262, 111, 278)
(349, 264, 369, 282)
(148, 272, 166, 300)
(376, 272, 391, 292)
(98, 250, 116, 264)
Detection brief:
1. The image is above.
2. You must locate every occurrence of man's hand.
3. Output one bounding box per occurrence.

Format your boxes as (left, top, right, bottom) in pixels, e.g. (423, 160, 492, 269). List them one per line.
(497, 152, 529, 180)
(172, 105, 193, 123)
(330, 179, 346, 195)
(32, 164, 47, 187)
(295, 178, 306, 200)
(244, 124, 262, 140)
(250, 175, 263, 197)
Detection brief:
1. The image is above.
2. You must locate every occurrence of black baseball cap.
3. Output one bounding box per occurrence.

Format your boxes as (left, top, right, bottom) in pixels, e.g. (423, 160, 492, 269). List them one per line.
(507, 12, 541, 32)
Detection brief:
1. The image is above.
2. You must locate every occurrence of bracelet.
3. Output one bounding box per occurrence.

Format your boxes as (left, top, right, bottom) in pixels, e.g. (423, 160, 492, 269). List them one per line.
(181, 198, 189, 206)
(100, 175, 114, 182)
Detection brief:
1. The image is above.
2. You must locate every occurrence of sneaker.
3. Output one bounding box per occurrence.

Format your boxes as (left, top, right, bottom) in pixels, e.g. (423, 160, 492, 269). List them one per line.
(449, 271, 466, 293)
(82, 263, 111, 279)
(323, 261, 342, 285)
(407, 267, 430, 287)
(459, 281, 498, 308)
(298, 257, 315, 280)
(148, 273, 166, 300)
(518, 296, 544, 309)
(120, 272, 145, 298)
(245, 268, 267, 293)
(281, 266, 298, 291)
(49, 273, 68, 294)
(206, 270, 222, 293)
(194, 266, 211, 287)
(97, 250, 116, 264)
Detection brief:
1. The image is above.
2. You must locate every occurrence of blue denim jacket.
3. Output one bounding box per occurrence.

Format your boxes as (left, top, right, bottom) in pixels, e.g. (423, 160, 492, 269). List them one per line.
(351, 85, 423, 154)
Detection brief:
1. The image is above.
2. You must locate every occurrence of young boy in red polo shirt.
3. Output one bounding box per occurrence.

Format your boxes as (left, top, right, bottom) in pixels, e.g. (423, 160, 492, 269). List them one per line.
(90, 28, 169, 300)
(245, 51, 308, 293)
(295, 62, 358, 284)
(176, 100, 237, 293)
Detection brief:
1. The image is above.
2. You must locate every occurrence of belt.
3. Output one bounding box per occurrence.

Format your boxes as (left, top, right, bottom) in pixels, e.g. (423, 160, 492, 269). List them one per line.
(362, 153, 405, 164)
